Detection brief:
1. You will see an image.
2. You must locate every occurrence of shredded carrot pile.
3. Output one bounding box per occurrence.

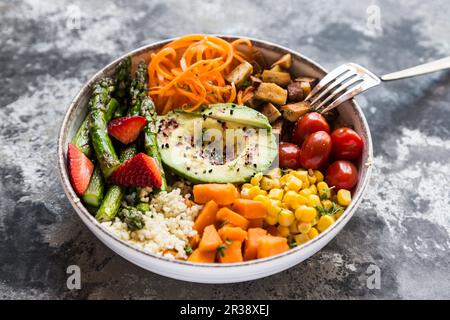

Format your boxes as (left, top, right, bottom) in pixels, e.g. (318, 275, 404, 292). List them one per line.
(148, 34, 253, 114)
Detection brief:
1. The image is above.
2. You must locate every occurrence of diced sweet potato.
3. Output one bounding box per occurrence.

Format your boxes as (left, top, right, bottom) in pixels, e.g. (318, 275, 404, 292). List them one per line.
(261, 70, 292, 87)
(193, 184, 238, 205)
(257, 235, 289, 259)
(287, 81, 304, 102)
(199, 225, 223, 252)
(216, 207, 250, 230)
(226, 61, 253, 87)
(189, 233, 201, 249)
(254, 82, 287, 106)
(271, 53, 292, 69)
(232, 198, 268, 219)
(248, 218, 264, 228)
(243, 228, 267, 261)
(281, 101, 310, 122)
(260, 102, 281, 123)
(219, 226, 248, 242)
(193, 200, 219, 235)
(218, 240, 243, 263)
(188, 248, 216, 263)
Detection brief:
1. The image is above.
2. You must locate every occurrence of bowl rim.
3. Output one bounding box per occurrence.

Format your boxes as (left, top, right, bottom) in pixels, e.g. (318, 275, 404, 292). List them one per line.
(57, 34, 373, 268)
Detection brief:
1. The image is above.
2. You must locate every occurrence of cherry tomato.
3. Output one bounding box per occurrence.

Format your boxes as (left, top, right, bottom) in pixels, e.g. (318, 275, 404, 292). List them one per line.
(292, 112, 330, 145)
(326, 160, 358, 190)
(331, 127, 364, 160)
(299, 131, 332, 169)
(279, 142, 302, 169)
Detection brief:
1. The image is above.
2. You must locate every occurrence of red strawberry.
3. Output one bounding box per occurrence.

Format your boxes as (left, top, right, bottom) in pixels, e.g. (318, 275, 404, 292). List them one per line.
(107, 116, 147, 144)
(109, 153, 162, 188)
(68, 143, 94, 196)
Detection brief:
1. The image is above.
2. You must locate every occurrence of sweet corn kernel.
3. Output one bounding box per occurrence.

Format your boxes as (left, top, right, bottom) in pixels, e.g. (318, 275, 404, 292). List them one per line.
(279, 174, 291, 186)
(240, 188, 251, 199)
(337, 189, 352, 206)
(295, 205, 317, 222)
(307, 194, 321, 208)
(309, 184, 318, 194)
(298, 222, 312, 234)
(248, 186, 262, 198)
(260, 177, 274, 190)
(264, 214, 278, 225)
(268, 188, 284, 200)
(314, 170, 324, 182)
(307, 173, 317, 184)
(321, 199, 333, 209)
(283, 190, 298, 208)
(267, 200, 282, 217)
(250, 172, 263, 186)
(253, 194, 270, 206)
(241, 183, 253, 190)
(334, 208, 345, 219)
(317, 215, 335, 232)
(277, 225, 290, 237)
(279, 209, 295, 227)
(299, 188, 312, 197)
(317, 181, 330, 200)
(266, 167, 282, 179)
(294, 233, 310, 245)
(286, 175, 303, 192)
(290, 221, 300, 234)
(308, 227, 319, 239)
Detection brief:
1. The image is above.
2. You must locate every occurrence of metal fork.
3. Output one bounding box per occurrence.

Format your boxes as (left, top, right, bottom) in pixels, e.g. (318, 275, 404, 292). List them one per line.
(305, 56, 450, 114)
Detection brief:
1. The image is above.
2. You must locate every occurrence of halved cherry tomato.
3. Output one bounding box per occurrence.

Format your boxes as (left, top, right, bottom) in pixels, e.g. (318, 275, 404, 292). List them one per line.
(279, 142, 301, 169)
(299, 131, 332, 170)
(331, 127, 363, 160)
(326, 160, 358, 190)
(292, 112, 330, 145)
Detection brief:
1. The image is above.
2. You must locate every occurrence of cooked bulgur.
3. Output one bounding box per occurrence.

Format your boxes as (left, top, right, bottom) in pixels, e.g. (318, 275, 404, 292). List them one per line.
(102, 188, 202, 259)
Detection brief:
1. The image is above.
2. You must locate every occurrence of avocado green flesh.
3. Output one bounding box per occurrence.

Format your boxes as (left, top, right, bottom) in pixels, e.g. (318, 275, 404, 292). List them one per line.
(200, 103, 271, 129)
(156, 107, 277, 184)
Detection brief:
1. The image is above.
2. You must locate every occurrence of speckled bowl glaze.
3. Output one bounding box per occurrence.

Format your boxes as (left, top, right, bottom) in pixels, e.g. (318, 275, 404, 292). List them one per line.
(57, 36, 373, 284)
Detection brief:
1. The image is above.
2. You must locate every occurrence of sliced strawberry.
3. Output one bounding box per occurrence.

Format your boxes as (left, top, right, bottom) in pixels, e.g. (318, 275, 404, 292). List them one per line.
(109, 153, 162, 188)
(68, 143, 94, 196)
(107, 116, 147, 144)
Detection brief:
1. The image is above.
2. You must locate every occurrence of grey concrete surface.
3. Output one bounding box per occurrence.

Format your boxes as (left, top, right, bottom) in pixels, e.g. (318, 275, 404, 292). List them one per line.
(0, 0, 449, 299)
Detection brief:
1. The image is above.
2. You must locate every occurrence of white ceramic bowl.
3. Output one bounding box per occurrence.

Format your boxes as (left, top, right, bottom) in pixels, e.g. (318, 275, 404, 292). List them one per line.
(57, 36, 373, 283)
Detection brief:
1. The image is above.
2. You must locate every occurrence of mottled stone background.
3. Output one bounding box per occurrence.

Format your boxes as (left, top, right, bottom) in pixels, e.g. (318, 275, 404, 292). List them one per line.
(1, 0, 449, 299)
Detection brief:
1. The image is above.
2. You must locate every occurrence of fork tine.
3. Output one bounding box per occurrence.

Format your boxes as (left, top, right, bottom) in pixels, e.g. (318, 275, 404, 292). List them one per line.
(309, 72, 358, 107)
(312, 76, 364, 111)
(319, 82, 367, 114)
(305, 65, 353, 101)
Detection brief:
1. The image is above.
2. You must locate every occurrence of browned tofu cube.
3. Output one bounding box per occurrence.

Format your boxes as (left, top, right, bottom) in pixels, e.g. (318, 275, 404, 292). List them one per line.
(254, 82, 288, 105)
(287, 82, 304, 102)
(271, 53, 292, 69)
(260, 102, 282, 123)
(262, 70, 292, 87)
(281, 101, 310, 122)
(226, 61, 253, 87)
(271, 119, 283, 136)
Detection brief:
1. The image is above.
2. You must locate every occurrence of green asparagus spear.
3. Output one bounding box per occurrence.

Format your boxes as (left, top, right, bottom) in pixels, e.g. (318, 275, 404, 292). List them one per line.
(82, 165, 104, 207)
(117, 207, 145, 231)
(140, 96, 167, 191)
(128, 60, 148, 116)
(71, 117, 91, 157)
(95, 145, 137, 222)
(71, 96, 118, 158)
(89, 79, 121, 178)
(112, 56, 132, 118)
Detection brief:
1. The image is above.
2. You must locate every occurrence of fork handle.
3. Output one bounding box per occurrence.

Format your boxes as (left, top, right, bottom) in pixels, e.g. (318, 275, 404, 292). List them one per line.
(381, 56, 450, 81)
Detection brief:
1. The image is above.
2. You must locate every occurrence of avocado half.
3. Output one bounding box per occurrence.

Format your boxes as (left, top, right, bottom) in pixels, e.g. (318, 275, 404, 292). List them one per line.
(156, 104, 277, 184)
